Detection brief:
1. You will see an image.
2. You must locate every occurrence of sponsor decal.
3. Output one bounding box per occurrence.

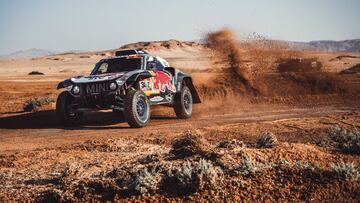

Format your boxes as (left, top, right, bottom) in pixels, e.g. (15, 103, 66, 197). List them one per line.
(86, 83, 109, 94)
(153, 71, 176, 93)
(165, 94, 172, 101)
(139, 71, 176, 94)
(140, 80, 152, 91)
(71, 73, 124, 83)
(150, 96, 164, 102)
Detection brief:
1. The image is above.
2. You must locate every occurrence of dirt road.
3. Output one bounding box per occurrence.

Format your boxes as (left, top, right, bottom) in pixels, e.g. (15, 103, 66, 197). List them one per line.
(0, 104, 357, 152)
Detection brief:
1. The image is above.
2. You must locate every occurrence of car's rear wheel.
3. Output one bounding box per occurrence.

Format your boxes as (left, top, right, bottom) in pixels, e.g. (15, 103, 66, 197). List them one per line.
(174, 86, 193, 119)
(123, 90, 150, 128)
(56, 91, 83, 126)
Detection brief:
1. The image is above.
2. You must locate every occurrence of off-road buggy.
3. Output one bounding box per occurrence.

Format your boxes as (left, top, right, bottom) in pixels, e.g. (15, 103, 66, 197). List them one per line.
(56, 49, 201, 128)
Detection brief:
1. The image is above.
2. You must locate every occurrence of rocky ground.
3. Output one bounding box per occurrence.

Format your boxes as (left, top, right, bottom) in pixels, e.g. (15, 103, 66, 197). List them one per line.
(1, 111, 359, 202)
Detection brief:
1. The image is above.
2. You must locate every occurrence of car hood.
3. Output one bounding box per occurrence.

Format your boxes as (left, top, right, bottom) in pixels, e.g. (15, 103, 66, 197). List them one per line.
(70, 72, 125, 83)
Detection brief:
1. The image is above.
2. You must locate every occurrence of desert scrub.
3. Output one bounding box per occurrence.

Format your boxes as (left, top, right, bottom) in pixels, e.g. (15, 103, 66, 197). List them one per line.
(23, 97, 55, 112)
(0, 172, 6, 183)
(138, 153, 161, 164)
(197, 158, 222, 189)
(163, 159, 222, 194)
(130, 166, 162, 194)
(257, 132, 278, 148)
(328, 126, 360, 154)
(170, 130, 213, 159)
(172, 161, 194, 191)
(235, 157, 271, 176)
(217, 139, 245, 149)
(293, 160, 319, 171)
(330, 161, 359, 181)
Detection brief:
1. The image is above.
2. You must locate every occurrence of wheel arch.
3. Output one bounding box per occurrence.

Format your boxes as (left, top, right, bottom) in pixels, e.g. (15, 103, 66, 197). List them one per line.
(177, 75, 201, 104)
(124, 71, 153, 90)
(57, 79, 72, 89)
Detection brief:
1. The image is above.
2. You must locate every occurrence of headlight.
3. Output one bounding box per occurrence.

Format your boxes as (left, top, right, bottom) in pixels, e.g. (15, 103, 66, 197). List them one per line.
(110, 82, 117, 90)
(116, 77, 126, 86)
(72, 85, 80, 94)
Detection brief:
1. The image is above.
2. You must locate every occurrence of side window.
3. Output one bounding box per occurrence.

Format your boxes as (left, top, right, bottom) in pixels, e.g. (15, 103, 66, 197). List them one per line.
(146, 56, 155, 70)
(146, 61, 156, 70)
(155, 61, 164, 70)
(98, 63, 108, 73)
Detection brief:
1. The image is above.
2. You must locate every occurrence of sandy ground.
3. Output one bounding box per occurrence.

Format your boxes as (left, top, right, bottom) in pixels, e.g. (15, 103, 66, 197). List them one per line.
(1, 40, 360, 201)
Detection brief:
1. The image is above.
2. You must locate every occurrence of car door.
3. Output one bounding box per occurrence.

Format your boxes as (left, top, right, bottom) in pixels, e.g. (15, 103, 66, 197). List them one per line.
(140, 59, 176, 104)
(152, 60, 176, 94)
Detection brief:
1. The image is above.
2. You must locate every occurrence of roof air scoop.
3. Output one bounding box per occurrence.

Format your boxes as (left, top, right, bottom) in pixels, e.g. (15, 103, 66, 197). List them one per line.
(115, 49, 148, 56)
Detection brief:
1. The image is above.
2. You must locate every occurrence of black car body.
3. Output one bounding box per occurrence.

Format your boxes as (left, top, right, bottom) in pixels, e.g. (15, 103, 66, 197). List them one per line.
(56, 49, 200, 127)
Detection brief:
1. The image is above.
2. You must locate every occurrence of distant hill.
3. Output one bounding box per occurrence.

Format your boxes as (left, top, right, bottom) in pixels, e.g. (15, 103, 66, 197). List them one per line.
(120, 39, 202, 50)
(289, 39, 360, 52)
(1, 48, 57, 59)
(120, 39, 360, 53)
(2, 38, 359, 60)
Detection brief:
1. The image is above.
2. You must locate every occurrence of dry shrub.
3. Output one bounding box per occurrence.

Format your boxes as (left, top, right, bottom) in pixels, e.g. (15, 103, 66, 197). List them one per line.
(130, 167, 162, 194)
(170, 130, 213, 159)
(293, 161, 319, 171)
(257, 132, 278, 148)
(23, 97, 55, 112)
(163, 161, 196, 193)
(162, 159, 221, 194)
(234, 157, 272, 176)
(328, 126, 360, 154)
(138, 153, 161, 164)
(217, 139, 245, 149)
(330, 162, 359, 181)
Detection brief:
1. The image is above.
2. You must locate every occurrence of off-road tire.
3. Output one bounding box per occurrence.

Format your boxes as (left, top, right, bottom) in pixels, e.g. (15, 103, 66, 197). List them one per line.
(56, 91, 83, 127)
(123, 90, 150, 128)
(174, 86, 193, 119)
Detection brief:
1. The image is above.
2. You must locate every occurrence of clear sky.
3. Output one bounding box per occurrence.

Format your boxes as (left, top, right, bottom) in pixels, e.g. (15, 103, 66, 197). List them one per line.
(0, 0, 359, 55)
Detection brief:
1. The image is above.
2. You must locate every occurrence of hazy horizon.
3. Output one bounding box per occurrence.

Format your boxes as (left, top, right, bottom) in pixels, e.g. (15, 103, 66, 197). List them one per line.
(1, 0, 360, 55)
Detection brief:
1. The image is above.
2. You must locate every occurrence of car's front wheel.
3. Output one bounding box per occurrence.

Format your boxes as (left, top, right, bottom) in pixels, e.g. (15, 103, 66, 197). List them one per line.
(174, 86, 193, 119)
(56, 91, 83, 127)
(123, 90, 151, 128)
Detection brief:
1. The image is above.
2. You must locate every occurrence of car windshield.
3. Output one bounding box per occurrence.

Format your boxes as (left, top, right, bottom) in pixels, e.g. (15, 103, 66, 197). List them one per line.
(91, 57, 142, 74)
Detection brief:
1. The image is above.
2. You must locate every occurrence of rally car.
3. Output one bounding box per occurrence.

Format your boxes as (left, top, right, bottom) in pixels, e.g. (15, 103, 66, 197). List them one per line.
(56, 49, 201, 128)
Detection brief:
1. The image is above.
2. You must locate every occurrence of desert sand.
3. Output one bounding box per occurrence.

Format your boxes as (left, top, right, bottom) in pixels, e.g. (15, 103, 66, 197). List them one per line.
(0, 30, 360, 202)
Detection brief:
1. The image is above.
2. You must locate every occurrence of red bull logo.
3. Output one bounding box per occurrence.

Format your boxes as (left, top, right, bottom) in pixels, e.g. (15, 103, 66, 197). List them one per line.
(139, 71, 176, 94)
(153, 71, 176, 93)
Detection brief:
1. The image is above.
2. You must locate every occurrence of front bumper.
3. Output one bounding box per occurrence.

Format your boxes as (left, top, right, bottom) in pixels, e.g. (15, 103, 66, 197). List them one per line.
(73, 92, 122, 109)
